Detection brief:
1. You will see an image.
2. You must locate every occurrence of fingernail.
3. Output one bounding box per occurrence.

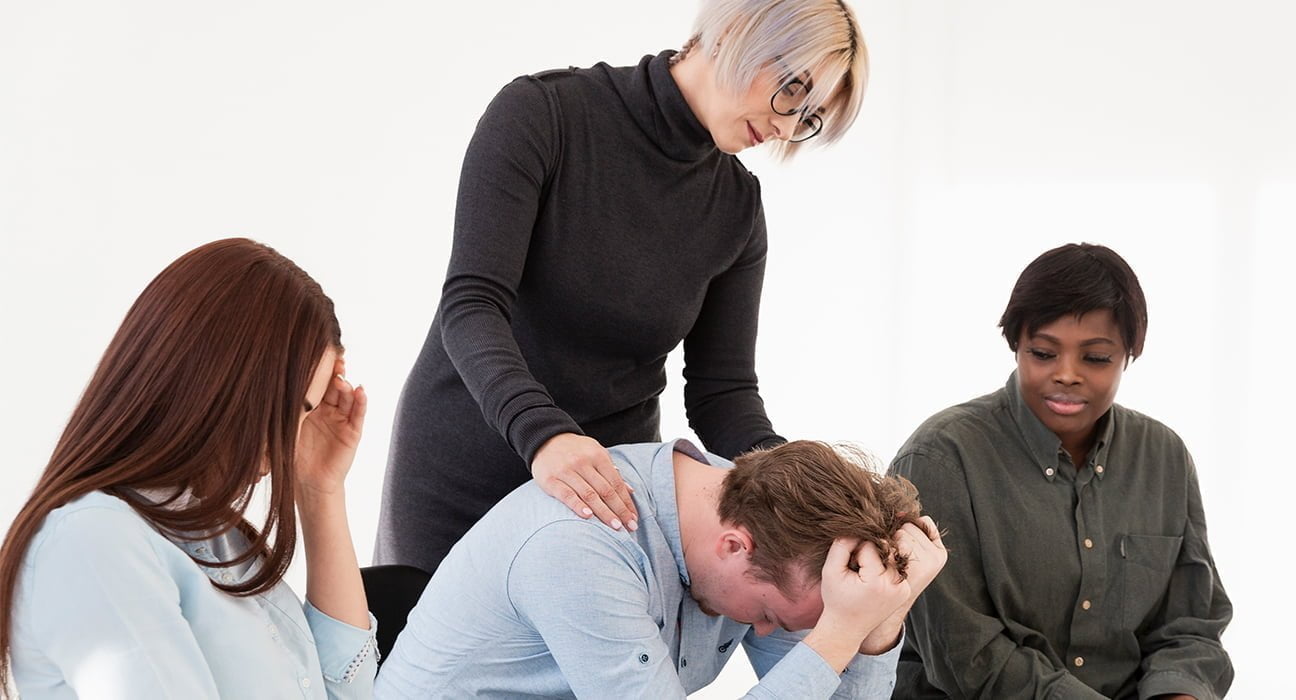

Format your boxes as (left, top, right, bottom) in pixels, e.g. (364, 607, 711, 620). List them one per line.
(627, 519, 638, 531)
(611, 518, 623, 530)
(582, 507, 593, 517)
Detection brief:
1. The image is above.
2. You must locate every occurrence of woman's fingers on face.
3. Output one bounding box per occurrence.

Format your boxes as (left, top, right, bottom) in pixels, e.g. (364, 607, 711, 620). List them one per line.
(333, 375, 355, 415)
(349, 385, 367, 430)
(319, 374, 341, 409)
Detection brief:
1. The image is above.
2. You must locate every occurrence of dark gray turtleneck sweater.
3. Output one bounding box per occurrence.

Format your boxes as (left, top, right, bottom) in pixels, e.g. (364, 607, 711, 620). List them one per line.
(375, 51, 785, 574)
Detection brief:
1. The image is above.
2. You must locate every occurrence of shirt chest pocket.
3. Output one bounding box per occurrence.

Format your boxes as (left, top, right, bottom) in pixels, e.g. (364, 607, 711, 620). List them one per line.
(1119, 533, 1183, 631)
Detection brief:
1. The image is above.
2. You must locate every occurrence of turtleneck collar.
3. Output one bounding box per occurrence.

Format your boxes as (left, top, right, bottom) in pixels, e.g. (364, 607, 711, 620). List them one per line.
(607, 50, 716, 162)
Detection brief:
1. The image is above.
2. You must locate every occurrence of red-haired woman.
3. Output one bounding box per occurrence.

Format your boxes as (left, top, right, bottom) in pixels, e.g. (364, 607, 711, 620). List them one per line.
(0, 239, 376, 698)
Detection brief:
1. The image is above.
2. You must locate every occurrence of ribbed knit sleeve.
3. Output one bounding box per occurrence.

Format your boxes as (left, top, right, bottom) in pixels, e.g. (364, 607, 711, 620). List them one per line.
(438, 77, 584, 466)
(682, 195, 784, 459)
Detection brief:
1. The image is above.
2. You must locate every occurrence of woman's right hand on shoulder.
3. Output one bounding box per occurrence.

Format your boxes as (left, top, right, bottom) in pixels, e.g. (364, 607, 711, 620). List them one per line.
(531, 433, 639, 532)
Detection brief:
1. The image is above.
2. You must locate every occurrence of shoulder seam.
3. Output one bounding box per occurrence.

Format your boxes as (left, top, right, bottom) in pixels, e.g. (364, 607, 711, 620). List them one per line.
(504, 519, 633, 619)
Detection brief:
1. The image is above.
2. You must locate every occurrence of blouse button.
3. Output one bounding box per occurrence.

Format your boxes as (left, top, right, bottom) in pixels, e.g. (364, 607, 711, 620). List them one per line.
(1074, 656, 1085, 667)
(681, 658, 688, 667)
(1081, 599, 1092, 611)
(1044, 467, 1055, 476)
(300, 677, 312, 689)
(1095, 464, 1105, 474)
(1083, 538, 1094, 549)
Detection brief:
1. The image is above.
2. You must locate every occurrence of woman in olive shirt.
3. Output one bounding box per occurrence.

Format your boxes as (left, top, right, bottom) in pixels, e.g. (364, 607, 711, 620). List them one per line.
(891, 244, 1232, 699)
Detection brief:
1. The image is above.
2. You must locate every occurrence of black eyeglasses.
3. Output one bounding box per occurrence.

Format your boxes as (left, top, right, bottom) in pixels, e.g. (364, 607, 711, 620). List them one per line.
(770, 78, 824, 143)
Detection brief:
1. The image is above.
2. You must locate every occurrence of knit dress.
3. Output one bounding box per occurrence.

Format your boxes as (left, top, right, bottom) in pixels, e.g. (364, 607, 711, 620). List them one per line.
(374, 50, 785, 574)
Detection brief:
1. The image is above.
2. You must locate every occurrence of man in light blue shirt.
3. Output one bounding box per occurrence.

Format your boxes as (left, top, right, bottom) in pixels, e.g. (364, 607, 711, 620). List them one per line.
(376, 439, 946, 698)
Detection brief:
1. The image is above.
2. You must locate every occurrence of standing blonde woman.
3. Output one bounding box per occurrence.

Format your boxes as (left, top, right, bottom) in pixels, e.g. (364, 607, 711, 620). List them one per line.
(0, 239, 377, 698)
(376, 0, 869, 577)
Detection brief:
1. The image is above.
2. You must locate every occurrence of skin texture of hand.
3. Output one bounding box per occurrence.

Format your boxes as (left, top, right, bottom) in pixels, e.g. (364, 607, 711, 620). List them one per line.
(805, 538, 912, 672)
(858, 515, 948, 655)
(296, 357, 365, 496)
(531, 433, 639, 531)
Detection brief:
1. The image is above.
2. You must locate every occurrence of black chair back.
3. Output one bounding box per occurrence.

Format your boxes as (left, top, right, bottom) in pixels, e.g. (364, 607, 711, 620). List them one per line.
(360, 564, 432, 664)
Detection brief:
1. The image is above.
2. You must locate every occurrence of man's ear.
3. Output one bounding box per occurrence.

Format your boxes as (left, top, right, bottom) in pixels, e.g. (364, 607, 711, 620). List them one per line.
(715, 525, 754, 562)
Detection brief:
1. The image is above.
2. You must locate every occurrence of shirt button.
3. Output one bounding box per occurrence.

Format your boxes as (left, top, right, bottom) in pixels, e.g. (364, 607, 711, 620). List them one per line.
(300, 677, 312, 689)
(681, 658, 688, 667)
(267, 623, 278, 637)
(1095, 465, 1105, 474)
(639, 653, 649, 664)
(1081, 600, 1092, 610)
(1083, 538, 1094, 549)
(1074, 656, 1085, 667)
(1044, 467, 1055, 476)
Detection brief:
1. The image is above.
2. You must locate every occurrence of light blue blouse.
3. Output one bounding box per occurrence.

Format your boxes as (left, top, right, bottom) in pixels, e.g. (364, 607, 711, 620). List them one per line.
(10, 491, 377, 699)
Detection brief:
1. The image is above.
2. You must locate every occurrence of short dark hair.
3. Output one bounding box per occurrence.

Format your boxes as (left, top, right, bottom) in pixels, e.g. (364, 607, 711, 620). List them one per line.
(998, 243, 1148, 360)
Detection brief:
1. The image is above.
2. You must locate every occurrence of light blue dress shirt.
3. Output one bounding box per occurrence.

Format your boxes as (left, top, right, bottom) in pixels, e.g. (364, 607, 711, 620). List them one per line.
(376, 440, 900, 699)
(10, 491, 378, 699)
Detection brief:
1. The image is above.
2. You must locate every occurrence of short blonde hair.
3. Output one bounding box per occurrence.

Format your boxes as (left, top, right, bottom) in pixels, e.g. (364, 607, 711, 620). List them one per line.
(683, 0, 868, 159)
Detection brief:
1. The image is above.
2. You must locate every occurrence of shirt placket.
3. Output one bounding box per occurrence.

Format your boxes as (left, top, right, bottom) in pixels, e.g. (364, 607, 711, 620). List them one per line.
(1067, 456, 1107, 685)
(192, 542, 318, 699)
(676, 597, 728, 692)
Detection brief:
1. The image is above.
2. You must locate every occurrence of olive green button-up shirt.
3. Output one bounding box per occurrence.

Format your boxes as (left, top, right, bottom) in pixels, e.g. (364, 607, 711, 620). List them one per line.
(889, 372, 1232, 699)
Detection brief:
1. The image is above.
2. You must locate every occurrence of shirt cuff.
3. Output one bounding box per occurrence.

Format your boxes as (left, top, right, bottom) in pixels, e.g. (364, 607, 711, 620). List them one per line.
(837, 627, 903, 698)
(1137, 670, 1219, 700)
(303, 600, 379, 685)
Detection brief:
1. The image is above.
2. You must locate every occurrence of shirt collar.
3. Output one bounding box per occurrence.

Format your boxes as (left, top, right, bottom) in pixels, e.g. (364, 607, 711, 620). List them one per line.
(607, 50, 716, 162)
(1005, 370, 1115, 480)
(648, 438, 722, 588)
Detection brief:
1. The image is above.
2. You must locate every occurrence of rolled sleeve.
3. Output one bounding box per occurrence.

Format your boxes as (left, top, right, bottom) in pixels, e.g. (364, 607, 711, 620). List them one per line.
(303, 600, 378, 693)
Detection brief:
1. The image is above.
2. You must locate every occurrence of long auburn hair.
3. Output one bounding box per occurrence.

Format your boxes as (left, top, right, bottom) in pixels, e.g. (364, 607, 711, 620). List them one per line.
(0, 238, 341, 690)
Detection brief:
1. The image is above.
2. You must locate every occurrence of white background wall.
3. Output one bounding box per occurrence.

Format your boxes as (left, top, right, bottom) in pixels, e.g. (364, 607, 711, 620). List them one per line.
(2, 1, 1291, 696)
